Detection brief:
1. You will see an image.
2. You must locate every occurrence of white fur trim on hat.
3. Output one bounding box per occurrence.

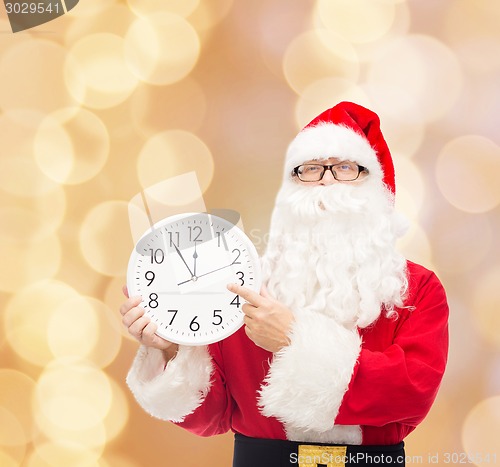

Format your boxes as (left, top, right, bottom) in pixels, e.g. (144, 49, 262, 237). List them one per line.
(126, 345, 213, 422)
(285, 123, 384, 183)
(258, 309, 362, 442)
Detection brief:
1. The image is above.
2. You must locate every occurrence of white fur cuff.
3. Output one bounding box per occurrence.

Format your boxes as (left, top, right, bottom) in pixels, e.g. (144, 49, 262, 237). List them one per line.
(258, 311, 362, 434)
(126, 345, 213, 422)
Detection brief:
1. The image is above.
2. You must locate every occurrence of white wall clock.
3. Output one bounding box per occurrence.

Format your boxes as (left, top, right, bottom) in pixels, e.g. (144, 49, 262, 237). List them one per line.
(127, 212, 261, 345)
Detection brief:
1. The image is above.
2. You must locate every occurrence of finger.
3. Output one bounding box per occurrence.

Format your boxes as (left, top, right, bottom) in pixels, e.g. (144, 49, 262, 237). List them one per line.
(122, 306, 145, 328)
(242, 302, 257, 318)
(260, 283, 272, 299)
(128, 315, 151, 340)
(119, 296, 142, 316)
(122, 285, 129, 298)
(141, 320, 159, 343)
(227, 283, 266, 307)
(244, 324, 254, 341)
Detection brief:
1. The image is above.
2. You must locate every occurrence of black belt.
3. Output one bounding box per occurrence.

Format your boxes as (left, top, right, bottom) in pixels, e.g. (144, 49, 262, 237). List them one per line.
(233, 434, 405, 467)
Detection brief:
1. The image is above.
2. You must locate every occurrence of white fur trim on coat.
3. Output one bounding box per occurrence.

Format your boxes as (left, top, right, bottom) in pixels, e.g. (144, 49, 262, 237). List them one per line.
(258, 310, 362, 443)
(285, 123, 383, 184)
(126, 345, 213, 422)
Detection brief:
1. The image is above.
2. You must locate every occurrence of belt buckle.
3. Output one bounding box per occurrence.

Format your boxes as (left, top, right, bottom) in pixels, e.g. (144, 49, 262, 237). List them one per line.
(298, 444, 347, 467)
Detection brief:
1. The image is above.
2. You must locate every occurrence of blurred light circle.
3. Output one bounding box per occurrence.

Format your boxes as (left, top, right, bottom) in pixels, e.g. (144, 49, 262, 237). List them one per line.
(0, 110, 61, 198)
(66, 0, 118, 18)
(0, 39, 83, 113)
(4, 281, 79, 364)
(0, 207, 47, 243)
(32, 372, 110, 451)
(102, 378, 129, 442)
(440, 71, 500, 144)
(130, 79, 207, 137)
(0, 185, 66, 244)
(444, 1, 500, 80)
(34, 108, 110, 185)
(393, 157, 424, 219)
(363, 86, 425, 157)
(315, 0, 397, 44)
(99, 455, 141, 467)
(295, 78, 368, 128)
(443, 299, 482, 384)
(436, 135, 500, 213)
(445, 0, 500, 38)
(258, 1, 312, 77)
(189, 0, 234, 32)
(47, 296, 99, 360)
(104, 276, 137, 342)
(0, 192, 66, 293)
(283, 30, 360, 95)
(65, 33, 139, 109)
(124, 13, 200, 85)
(34, 359, 112, 431)
(350, 2, 411, 64)
(0, 235, 61, 293)
(445, 0, 500, 73)
(79, 201, 131, 276)
(127, 0, 200, 18)
(34, 115, 72, 184)
(430, 210, 492, 274)
(451, 39, 500, 75)
(0, 407, 26, 448)
(396, 221, 432, 266)
(137, 130, 214, 199)
(0, 155, 57, 199)
(33, 398, 107, 452)
(367, 34, 463, 122)
(33, 414, 107, 452)
(0, 370, 37, 445)
(84, 298, 123, 368)
(0, 19, 32, 60)
(362, 82, 423, 131)
(31, 185, 67, 236)
(65, 5, 134, 43)
(27, 441, 101, 467)
(486, 356, 500, 395)
(462, 396, 500, 465)
(0, 452, 19, 467)
(471, 267, 500, 349)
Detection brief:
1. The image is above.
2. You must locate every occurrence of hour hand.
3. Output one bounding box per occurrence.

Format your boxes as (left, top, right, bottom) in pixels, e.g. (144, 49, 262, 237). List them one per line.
(178, 260, 235, 286)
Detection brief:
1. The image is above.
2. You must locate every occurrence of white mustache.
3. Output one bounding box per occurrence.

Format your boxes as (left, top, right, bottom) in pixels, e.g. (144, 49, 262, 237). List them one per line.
(277, 183, 372, 219)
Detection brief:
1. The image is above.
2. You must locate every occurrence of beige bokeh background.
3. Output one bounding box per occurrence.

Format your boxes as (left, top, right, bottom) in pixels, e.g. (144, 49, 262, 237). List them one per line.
(1, 0, 499, 465)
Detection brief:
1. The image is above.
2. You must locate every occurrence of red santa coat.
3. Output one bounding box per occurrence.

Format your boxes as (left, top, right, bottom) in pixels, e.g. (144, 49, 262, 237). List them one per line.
(127, 260, 448, 446)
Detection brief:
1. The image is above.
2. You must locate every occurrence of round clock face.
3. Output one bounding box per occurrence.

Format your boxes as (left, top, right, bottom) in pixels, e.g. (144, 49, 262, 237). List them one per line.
(126, 212, 261, 345)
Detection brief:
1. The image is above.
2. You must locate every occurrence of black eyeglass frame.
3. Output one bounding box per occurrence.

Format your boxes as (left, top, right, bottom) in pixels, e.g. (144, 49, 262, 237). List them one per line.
(292, 163, 368, 182)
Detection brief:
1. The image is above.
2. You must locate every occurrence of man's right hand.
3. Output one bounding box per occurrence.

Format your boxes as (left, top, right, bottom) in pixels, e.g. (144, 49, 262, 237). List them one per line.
(120, 286, 179, 360)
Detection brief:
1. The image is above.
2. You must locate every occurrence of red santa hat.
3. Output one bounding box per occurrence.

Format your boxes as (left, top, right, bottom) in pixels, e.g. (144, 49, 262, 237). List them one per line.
(285, 101, 396, 194)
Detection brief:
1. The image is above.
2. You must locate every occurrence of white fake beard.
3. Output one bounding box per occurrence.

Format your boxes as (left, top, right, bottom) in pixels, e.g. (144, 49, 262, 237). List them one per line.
(260, 179, 409, 328)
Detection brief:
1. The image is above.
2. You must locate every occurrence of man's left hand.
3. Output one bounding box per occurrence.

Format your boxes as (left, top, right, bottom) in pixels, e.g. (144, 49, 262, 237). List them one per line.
(227, 283, 294, 353)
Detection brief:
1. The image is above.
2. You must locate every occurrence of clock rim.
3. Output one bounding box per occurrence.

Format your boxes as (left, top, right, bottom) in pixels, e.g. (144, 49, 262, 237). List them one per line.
(126, 212, 262, 346)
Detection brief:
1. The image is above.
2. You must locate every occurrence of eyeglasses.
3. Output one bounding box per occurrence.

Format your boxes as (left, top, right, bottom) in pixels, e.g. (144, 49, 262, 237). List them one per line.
(292, 162, 368, 182)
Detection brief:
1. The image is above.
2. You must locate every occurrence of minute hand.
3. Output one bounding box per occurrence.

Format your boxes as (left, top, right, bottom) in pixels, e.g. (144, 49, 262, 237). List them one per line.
(173, 244, 194, 277)
(177, 261, 236, 286)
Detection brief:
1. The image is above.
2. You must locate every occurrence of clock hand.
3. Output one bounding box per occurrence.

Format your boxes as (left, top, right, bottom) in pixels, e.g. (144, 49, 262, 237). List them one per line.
(193, 241, 199, 277)
(172, 243, 195, 277)
(177, 260, 237, 286)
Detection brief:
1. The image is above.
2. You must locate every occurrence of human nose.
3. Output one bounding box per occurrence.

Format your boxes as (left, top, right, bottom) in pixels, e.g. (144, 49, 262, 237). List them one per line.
(319, 168, 337, 186)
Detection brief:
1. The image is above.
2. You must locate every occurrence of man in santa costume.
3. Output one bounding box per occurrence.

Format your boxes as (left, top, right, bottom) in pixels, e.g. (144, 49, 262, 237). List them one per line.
(120, 102, 449, 466)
